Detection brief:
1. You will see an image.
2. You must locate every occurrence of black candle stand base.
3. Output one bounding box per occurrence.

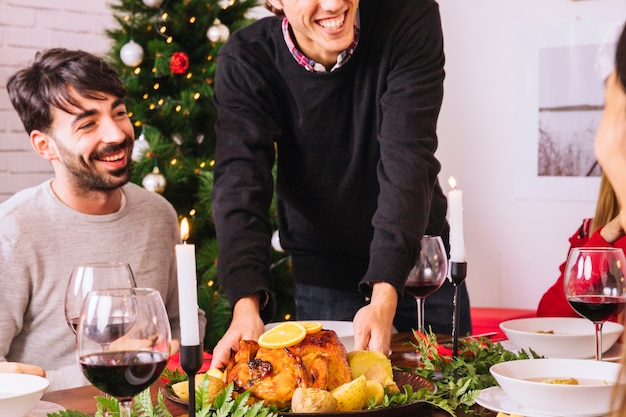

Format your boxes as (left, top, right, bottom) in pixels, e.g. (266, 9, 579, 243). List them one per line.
(180, 344, 203, 416)
(449, 261, 467, 357)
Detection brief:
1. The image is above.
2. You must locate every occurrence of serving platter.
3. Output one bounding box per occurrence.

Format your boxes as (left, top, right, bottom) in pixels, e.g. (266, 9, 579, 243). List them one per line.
(161, 370, 435, 417)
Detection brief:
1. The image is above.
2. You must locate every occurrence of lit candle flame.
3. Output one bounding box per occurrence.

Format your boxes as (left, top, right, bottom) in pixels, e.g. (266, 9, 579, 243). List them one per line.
(180, 217, 190, 242)
(448, 176, 457, 190)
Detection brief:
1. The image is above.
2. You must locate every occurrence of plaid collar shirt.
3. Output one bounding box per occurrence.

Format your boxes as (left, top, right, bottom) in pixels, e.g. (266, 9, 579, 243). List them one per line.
(282, 11, 360, 73)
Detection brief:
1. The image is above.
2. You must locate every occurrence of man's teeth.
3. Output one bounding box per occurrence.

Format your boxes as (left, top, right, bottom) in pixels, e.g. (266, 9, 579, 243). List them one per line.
(101, 150, 125, 162)
(319, 16, 344, 30)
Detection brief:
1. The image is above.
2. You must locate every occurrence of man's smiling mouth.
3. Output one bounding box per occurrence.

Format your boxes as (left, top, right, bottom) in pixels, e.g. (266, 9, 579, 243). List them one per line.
(317, 13, 345, 31)
(98, 149, 126, 162)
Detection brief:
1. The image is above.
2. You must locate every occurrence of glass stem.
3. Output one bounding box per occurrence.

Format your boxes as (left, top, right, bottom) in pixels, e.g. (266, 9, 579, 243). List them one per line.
(594, 321, 604, 361)
(416, 297, 426, 332)
(118, 400, 132, 417)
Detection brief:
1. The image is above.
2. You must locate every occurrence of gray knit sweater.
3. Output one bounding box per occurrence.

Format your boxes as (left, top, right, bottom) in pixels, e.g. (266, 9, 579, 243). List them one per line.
(0, 180, 202, 391)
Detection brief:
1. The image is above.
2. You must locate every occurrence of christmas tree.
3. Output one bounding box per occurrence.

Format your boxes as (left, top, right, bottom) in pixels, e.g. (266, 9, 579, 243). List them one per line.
(105, 0, 294, 351)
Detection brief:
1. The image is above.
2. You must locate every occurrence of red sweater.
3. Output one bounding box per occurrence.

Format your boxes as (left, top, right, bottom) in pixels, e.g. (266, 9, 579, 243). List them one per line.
(537, 218, 626, 317)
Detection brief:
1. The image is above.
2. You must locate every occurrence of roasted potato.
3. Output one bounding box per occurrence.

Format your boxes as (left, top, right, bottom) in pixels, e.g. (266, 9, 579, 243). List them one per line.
(364, 379, 385, 406)
(291, 387, 338, 413)
(171, 372, 226, 405)
(331, 375, 368, 411)
(365, 363, 400, 393)
(347, 350, 393, 380)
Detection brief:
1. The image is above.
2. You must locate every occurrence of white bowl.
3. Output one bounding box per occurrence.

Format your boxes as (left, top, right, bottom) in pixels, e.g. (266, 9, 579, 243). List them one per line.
(0, 373, 49, 417)
(490, 358, 621, 416)
(499, 317, 623, 358)
(265, 320, 355, 351)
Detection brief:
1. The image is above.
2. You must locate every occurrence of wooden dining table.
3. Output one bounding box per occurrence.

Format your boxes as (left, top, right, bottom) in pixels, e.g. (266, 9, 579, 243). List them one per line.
(41, 332, 488, 416)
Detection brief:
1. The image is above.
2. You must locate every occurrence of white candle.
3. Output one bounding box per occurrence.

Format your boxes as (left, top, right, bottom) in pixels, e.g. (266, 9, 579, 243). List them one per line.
(447, 177, 467, 263)
(175, 217, 200, 346)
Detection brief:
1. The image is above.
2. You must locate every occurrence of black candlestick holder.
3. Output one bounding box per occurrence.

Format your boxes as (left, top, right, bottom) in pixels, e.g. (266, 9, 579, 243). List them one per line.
(180, 344, 203, 416)
(449, 261, 467, 357)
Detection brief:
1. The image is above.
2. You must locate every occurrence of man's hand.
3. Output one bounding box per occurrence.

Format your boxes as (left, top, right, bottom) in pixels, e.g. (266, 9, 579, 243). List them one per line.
(0, 361, 46, 377)
(209, 295, 265, 370)
(352, 282, 398, 355)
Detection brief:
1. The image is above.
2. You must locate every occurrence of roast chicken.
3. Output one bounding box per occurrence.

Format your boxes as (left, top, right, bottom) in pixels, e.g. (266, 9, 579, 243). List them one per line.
(225, 329, 352, 408)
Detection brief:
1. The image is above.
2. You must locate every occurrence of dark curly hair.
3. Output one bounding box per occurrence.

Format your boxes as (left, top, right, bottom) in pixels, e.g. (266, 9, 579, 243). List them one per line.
(6, 48, 127, 135)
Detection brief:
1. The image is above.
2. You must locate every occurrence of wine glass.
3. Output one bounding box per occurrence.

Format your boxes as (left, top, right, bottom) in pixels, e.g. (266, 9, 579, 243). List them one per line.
(402, 235, 448, 360)
(563, 247, 626, 361)
(76, 288, 171, 417)
(65, 262, 136, 335)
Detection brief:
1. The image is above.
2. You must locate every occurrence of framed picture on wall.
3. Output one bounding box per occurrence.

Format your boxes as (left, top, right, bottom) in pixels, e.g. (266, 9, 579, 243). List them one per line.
(515, 18, 623, 201)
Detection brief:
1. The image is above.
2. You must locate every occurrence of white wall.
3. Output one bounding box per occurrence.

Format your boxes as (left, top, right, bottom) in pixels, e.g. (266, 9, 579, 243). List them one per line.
(1, 0, 625, 310)
(0, 0, 115, 201)
(436, 0, 626, 309)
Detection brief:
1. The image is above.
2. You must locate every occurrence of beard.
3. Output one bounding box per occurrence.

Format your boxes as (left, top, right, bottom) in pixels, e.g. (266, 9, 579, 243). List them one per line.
(55, 137, 133, 192)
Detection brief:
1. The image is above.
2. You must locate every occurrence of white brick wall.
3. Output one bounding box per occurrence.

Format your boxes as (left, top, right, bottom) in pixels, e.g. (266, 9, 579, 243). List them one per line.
(0, 0, 115, 202)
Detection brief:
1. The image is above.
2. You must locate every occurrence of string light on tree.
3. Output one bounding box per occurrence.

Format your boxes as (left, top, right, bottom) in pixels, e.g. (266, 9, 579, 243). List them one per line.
(171, 133, 183, 145)
(120, 40, 144, 67)
(207, 19, 230, 43)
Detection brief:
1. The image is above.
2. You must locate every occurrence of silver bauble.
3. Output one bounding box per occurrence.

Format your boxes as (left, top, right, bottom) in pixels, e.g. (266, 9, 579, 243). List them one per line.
(131, 133, 150, 162)
(142, 0, 164, 7)
(207, 19, 230, 43)
(120, 41, 144, 67)
(142, 166, 167, 193)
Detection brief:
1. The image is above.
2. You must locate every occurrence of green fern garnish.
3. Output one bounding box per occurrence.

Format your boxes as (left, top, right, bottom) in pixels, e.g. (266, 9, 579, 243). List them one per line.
(46, 381, 278, 417)
(396, 329, 542, 416)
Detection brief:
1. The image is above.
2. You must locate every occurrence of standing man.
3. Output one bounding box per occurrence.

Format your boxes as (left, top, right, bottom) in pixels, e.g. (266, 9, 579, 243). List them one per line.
(211, 0, 470, 368)
(1, 48, 205, 390)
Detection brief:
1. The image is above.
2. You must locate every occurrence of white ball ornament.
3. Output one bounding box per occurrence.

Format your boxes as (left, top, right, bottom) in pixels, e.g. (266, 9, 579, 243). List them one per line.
(142, 166, 167, 193)
(142, 0, 164, 7)
(218, 0, 233, 8)
(120, 40, 144, 67)
(271, 230, 284, 252)
(131, 132, 150, 162)
(207, 19, 230, 43)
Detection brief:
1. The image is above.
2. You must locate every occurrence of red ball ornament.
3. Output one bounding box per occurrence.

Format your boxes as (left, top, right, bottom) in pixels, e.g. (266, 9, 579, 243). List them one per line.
(170, 52, 189, 74)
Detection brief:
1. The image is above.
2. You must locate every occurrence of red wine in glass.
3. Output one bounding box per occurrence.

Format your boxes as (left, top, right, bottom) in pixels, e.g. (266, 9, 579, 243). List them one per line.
(405, 283, 443, 299)
(65, 262, 136, 336)
(567, 296, 626, 322)
(76, 288, 171, 417)
(80, 350, 167, 400)
(564, 247, 626, 361)
(401, 236, 448, 362)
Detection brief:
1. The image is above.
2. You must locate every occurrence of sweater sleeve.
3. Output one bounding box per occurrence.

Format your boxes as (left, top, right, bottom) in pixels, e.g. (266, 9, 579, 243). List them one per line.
(360, 2, 445, 295)
(212, 29, 280, 322)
